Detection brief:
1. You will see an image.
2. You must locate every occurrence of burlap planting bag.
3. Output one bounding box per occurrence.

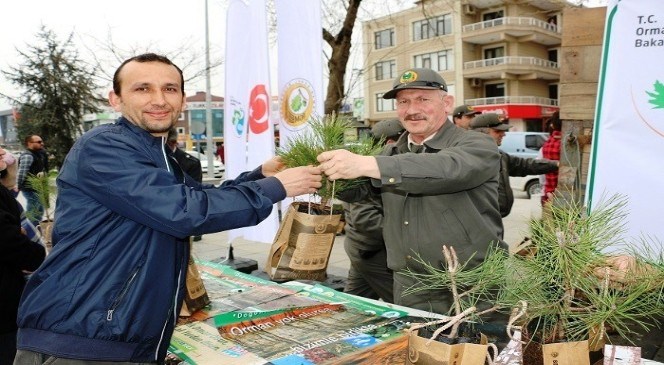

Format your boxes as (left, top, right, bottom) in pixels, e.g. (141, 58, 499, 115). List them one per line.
(266, 201, 341, 282)
(406, 309, 497, 365)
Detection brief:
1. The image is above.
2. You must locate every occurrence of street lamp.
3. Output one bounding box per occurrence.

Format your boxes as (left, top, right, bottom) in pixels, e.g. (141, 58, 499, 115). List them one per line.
(204, 0, 215, 179)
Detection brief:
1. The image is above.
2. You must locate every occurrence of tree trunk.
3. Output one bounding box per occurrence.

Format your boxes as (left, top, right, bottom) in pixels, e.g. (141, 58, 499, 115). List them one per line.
(323, 0, 362, 116)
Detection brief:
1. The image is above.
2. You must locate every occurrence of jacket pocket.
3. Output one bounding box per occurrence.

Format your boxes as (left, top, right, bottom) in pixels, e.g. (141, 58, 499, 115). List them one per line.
(106, 264, 143, 322)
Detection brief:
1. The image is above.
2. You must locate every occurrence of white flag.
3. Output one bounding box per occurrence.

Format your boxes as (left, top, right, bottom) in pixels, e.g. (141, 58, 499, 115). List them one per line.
(275, 0, 324, 148)
(224, 0, 251, 242)
(243, 0, 279, 244)
(587, 0, 664, 251)
(276, 0, 325, 208)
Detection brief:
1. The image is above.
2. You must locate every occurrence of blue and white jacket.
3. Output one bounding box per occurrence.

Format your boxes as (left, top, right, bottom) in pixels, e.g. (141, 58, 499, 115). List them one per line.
(17, 117, 285, 362)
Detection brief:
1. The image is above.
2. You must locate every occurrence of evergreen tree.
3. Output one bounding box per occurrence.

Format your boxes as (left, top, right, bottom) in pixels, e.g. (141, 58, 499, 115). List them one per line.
(3, 26, 105, 168)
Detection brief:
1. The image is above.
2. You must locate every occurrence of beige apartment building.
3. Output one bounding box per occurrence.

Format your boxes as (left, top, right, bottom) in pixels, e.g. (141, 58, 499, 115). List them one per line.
(362, 0, 572, 131)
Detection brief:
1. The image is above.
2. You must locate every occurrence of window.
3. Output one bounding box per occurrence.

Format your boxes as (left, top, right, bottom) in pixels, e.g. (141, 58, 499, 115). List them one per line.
(483, 10, 504, 21)
(484, 46, 505, 65)
(412, 14, 452, 41)
(485, 83, 505, 98)
(375, 93, 396, 112)
(525, 135, 546, 150)
(484, 46, 504, 59)
(546, 16, 558, 31)
(549, 84, 558, 100)
(374, 29, 394, 49)
(375, 60, 396, 81)
(413, 50, 453, 71)
(190, 110, 205, 122)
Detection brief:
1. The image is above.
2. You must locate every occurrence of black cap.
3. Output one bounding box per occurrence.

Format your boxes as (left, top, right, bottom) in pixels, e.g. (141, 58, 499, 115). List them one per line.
(382, 68, 447, 99)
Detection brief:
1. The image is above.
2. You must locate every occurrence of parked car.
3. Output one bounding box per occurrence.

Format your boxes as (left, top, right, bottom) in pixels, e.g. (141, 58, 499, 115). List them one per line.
(510, 175, 542, 199)
(185, 150, 225, 179)
(499, 132, 548, 159)
(500, 132, 549, 199)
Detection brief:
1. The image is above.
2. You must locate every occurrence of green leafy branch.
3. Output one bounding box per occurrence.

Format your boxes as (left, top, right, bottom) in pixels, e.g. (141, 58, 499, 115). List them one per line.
(401, 194, 664, 346)
(498, 195, 664, 345)
(26, 171, 57, 222)
(277, 114, 383, 204)
(403, 243, 508, 338)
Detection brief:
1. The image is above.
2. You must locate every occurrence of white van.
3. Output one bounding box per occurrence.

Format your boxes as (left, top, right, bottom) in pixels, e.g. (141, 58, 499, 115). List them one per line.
(499, 132, 549, 159)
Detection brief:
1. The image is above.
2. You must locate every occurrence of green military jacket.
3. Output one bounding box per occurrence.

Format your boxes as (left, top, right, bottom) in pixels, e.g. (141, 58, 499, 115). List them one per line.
(340, 120, 506, 273)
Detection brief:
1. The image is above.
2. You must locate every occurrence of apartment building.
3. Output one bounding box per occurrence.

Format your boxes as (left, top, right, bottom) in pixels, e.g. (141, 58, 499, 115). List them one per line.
(362, 0, 571, 131)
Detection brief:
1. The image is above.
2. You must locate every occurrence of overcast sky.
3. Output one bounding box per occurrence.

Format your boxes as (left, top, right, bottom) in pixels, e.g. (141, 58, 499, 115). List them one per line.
(1, 0, 609, 111)
(0, 0, 228, 110)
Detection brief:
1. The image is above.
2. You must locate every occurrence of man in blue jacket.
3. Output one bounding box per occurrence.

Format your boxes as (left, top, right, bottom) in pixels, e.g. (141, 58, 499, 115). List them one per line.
(14, 53, 322, 364)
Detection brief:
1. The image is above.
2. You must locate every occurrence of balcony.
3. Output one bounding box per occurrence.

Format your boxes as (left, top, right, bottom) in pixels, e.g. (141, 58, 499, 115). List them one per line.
(462, 17, 561, 46)
(464, 96, 559, 119)
(464, 56, 559, 80)
(466, 96, 558, 107)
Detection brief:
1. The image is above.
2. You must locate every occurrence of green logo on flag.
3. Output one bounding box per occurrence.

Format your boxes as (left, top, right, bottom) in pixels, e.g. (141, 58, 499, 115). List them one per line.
(646, 80, 664, 109)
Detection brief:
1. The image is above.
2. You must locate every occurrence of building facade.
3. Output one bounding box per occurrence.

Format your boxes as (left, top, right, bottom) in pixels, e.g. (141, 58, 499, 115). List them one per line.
(362, 0, 570, 131)
(0, 109, 20, 150)
(184, 91, 224, 137)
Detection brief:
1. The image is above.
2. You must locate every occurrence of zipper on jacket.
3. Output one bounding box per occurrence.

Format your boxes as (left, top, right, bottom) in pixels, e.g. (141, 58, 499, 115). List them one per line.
(161, 137, 171, 173)
(107, 266, 141, 321)
(154, 256, 185, 361)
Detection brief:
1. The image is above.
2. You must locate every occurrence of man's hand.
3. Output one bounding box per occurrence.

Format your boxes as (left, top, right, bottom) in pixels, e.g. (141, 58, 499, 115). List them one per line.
(317, 149, 380, 180)
(261, 156, 286, 177)
(274, 166, 322, 197)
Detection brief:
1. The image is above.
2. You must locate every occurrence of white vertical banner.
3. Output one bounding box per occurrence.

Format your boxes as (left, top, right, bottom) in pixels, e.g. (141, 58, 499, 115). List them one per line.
(224, 0, 251, 242)
(586, 0, 664, 250)
(276, 0, 325, 209)
(275, 0, 324, 148)
(243, 0, 279, 244)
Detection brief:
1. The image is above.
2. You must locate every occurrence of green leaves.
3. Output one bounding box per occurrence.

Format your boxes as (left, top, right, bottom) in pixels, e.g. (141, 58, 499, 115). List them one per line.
(277, 114, 383, 202)
(25, 171, 57, 221)
(502, 195, 664, 344)
(399, 194, 664, 345)
(646, 80, 664, 109)
(3, 26, 105, 169)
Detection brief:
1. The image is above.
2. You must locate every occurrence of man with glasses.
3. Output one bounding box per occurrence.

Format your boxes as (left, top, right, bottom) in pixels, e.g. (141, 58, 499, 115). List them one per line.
(317, 68, 505, 315)
(17, 135, 49, 226)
